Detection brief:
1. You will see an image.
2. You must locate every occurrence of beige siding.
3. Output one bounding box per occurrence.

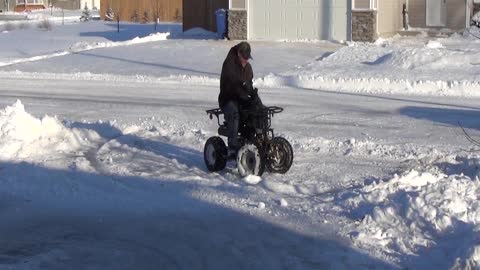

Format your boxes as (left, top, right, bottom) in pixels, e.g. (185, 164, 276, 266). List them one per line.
(231, 0, 245, 9)
(354, 0, 370, 9)
(52, 0, 81, 10)
(0, 0, 16, 11)
(409, 0, 466, 29)
(377, 0, 405, 37)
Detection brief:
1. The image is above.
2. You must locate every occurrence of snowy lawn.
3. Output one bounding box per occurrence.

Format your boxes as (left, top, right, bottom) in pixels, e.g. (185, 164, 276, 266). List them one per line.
(1, 17, 480, 269)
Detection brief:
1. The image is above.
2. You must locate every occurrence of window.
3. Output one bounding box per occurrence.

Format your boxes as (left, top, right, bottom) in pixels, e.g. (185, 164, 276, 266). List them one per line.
(353, 0, 377, 10)
(16, 0, 46, 4)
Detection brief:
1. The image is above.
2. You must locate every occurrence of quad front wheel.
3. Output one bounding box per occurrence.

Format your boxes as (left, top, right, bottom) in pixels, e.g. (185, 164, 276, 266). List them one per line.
(266, 137, 293, 174)
(236, 142, 266, 177)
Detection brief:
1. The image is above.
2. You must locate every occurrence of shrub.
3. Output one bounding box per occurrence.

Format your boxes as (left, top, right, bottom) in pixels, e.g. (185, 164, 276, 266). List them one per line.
(37, 19, 52, 31)
(3, 23, 15, 31)
(18, 22, 30, 30)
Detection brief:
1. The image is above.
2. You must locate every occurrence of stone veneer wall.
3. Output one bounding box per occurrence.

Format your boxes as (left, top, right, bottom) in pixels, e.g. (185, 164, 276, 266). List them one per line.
(352, 10, 377, 42)
(227, 10, 247, 40)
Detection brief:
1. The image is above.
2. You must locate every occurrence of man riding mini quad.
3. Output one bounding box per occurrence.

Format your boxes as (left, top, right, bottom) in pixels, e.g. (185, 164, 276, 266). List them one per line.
(204, 42, 293, 177)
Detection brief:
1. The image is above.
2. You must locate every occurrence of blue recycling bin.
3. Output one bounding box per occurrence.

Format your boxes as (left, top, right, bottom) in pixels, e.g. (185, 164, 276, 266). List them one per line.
(215, 9, 226, 39)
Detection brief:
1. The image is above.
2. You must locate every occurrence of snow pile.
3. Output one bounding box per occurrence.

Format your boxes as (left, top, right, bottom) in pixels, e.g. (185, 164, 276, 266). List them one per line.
(0, 71, 219, 85)
(0, 10, 83, 26)
(0, 33, 170, 67)
(242, 175, 262, 185)
(344, 169, 480, 266)
(0, 51, 70, 67)
(464, 26, 480, 40)
(310, 40, 473, 71)
(0, 13, 28, 21)
(175, 27, 218, 39)
(0, 100, 97, 166)
(256, 38, 480, 97)
(312, 41, 457, 69)
(472, 12, 480, 23)
(425, 40, 444, 49)
(69, 32, 170, 52)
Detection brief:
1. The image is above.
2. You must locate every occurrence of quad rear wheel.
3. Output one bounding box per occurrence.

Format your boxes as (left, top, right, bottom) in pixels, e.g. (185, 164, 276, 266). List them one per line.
(204, 136, 227, 172)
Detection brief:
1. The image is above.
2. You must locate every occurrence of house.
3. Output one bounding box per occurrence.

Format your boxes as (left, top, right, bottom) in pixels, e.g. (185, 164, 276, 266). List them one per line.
(50, 0, 100, 10)
(100, 0, 182, 22)
(14, 0, 47, 11)
(183, 0, 350, 41)
(184, 0, 475, 42)
(0, 0, 16, 12)
(408, 0, 471, 30)
(80, 0, 100, 10)
(233, 0, 350, 41)
(351, 0, 404, 42)
(50, 0, 80, 10)
(353, 0, 473, 41)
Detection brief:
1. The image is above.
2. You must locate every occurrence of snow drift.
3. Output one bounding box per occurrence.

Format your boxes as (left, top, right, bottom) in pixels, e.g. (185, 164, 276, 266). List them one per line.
(342, 167, 480, 268)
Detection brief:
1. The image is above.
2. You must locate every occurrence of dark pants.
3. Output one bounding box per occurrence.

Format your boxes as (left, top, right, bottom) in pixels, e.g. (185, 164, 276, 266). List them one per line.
(222, 101, 240, 150)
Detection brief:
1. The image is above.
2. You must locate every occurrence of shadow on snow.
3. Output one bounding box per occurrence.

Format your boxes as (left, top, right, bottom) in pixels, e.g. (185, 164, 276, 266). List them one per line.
(0, 160, 396, 270)
(399, 106, 480, 131)
(79, 22, 219, 42)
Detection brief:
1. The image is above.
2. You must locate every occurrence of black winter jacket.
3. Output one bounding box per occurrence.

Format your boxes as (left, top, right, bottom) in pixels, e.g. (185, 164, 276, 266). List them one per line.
(218, 45, 254, 108)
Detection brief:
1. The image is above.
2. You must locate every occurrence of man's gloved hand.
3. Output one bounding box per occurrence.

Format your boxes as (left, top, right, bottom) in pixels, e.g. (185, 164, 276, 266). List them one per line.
(242, 81, 254, 95)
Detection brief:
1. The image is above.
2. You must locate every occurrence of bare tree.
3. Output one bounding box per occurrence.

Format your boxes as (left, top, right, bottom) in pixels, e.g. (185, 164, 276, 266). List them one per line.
(104, 0, 113, 21)
(142, 10, 150, 24)
(105, 6, 114, 21)
(116, 8, 120, 33)
(151, 0, 163, 30)
(130, 9, 139, 23)
(173, 8, 181, 22)
(109, 0, 121, 33)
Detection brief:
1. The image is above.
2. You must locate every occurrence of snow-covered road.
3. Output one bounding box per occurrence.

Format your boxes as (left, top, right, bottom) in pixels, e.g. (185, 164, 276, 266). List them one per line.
(1, 76, 479, 269)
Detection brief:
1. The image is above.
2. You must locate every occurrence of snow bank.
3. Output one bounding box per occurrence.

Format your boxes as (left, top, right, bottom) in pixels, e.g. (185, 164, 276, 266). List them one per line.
(473, 12, 480, 22)
(69, 32, 170, 52)
(344, 168, 480, 267)
(0, 70, 219, 85)
(0, 10, 82, 26)
(0, 32, 170, 67)
(175, 27, 218, 39)
(0, 100, 98, 167)
(255, 37, 480, 97)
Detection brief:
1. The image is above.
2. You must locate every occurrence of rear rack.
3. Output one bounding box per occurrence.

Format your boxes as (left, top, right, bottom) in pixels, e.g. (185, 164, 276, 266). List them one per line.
(206, 106, 284, 126)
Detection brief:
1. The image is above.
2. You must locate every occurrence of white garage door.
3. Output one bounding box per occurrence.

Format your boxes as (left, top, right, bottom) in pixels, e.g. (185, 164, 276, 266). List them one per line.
(247, 0, 350, 41)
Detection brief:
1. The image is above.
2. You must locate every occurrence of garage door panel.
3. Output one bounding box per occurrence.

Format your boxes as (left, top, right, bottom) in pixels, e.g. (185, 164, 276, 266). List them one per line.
(248, 0, 348, 41)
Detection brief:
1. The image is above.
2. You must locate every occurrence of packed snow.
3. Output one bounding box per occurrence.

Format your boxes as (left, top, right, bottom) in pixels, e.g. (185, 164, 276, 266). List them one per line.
(1, 14, 480, 270)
